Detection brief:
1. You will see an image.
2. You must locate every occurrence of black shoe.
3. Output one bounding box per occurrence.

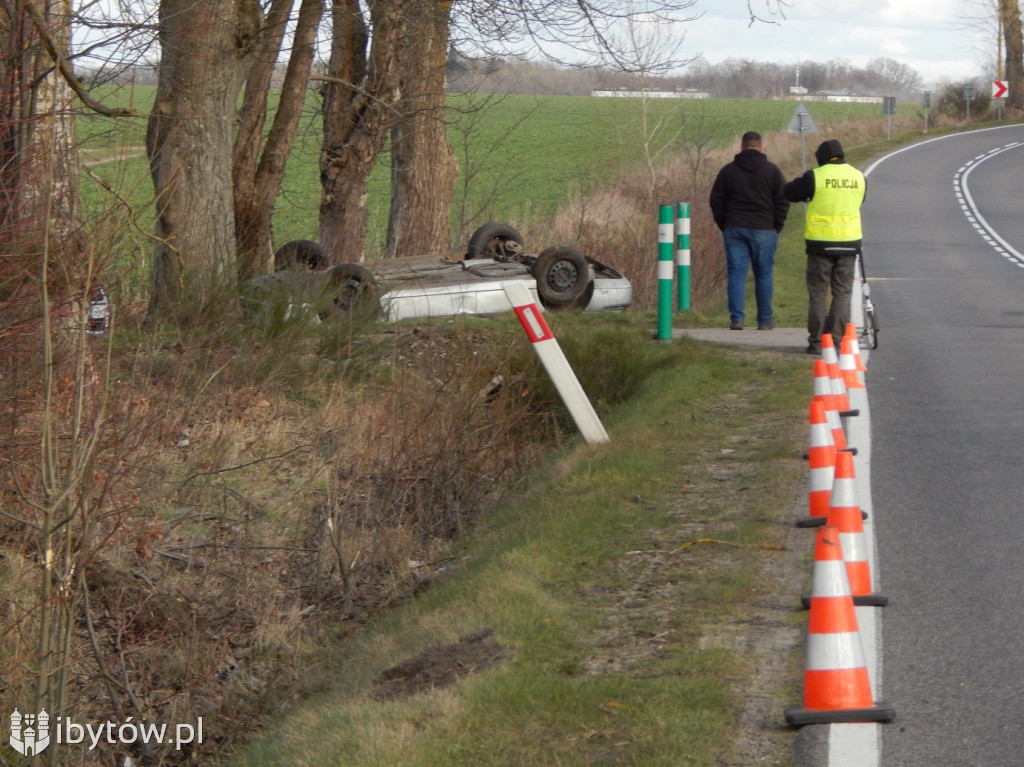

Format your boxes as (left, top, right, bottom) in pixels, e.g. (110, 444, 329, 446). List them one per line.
(806, 344, 821, 354)
(757, 319, 776, 330)
(730, 321, 743, 330)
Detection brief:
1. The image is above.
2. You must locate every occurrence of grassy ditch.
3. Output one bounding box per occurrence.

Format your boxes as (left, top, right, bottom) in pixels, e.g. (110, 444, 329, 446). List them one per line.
(230, 319, 814, 767)
(8, 95, 946, 764)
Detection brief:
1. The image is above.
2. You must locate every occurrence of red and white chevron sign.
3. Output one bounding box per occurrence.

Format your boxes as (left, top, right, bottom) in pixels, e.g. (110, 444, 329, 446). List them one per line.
(502, 281, 609, 444)
(993, 80, 1008, 99)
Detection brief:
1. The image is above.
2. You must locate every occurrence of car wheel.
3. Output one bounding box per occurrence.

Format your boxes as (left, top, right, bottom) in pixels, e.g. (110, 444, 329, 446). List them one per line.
(466, 222, 525, 262)
(275, 239, 327, 271)
(323, 264, 378, 318)
(533, 246, 593, 310)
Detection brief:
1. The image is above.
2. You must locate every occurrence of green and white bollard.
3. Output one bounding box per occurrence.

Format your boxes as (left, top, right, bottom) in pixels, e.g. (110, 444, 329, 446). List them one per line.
(676, 202, 691, 312)
(657, 204, 674, 340)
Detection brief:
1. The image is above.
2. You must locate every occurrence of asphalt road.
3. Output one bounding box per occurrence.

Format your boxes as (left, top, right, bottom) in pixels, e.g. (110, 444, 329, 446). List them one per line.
(865, 124, 1024, 766)
(678, 127, 1024, 765)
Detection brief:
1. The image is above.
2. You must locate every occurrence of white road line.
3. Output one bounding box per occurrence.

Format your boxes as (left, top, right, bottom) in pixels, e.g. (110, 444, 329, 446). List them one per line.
(826, 373, 881, 767)
(825, 124, 1024, 767)
(953, 142, 1024, 268)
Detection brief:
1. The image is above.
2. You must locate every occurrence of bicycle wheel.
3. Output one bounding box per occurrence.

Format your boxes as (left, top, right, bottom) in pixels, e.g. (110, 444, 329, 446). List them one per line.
(862, 299, 879, 350)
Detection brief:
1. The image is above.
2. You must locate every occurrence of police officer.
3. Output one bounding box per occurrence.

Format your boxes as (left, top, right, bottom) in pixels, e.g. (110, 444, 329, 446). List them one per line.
(784, 139, 867, 354)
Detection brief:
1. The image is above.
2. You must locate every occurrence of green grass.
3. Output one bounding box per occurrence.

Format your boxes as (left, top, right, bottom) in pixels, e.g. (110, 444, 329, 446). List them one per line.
(227, 316, 810, 767)
(76, 88, 889, 258)
(76, 88, 898, 311)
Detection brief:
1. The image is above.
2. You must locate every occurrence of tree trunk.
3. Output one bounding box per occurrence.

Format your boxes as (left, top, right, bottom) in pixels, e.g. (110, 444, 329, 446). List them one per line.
(385, 1, 458, 259)
(31, 1, 87, 266)
(0, 2, 39, 262)
(146, 0, 258, 321)
(233, 0, 323, 281)
(1002, 0, 1024, 111)
(0, 0, 86, 281)
(318, 0, 404, 263)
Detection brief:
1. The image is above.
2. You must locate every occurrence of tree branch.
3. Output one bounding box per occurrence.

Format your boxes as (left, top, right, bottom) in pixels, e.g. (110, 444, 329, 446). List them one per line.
(25, 1, 143, 118)
(310, 74, 404, 117)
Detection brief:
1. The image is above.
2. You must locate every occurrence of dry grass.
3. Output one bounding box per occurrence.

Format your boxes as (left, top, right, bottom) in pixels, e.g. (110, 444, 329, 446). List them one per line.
(0, 304, 567, 764)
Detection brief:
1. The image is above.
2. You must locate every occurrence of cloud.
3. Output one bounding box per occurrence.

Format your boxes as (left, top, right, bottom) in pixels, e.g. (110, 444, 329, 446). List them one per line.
(684, 1, 982, 83)
(876, 0, 961, 26)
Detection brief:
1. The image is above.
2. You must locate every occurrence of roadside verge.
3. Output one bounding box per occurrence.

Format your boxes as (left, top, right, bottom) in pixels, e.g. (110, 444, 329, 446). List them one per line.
(229, 331, 815, 767)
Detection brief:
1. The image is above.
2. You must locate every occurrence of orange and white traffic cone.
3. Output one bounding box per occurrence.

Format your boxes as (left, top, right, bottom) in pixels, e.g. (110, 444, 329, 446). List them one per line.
(813, 358, 847, 452)
(799, 399, 836, 529)
(827, 450, 886, 607)
(821, 332, 838, 367)
(823, 334, 856, 416)
(785, 525, 895, 726)
(839, 332, 865, 390)
(845, 322, 868, 373)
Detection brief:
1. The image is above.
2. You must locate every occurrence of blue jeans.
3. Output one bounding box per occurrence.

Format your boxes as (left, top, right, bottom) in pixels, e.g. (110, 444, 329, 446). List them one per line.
(724, 227, 778, 326)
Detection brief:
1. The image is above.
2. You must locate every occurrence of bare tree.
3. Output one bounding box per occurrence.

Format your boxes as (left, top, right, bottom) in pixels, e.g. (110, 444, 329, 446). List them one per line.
(386, 1, 458, 259)
(318, 0, 764, 262)
(672, 56, 925, 98)
(956, 0, 1022, 110)
(744, 0, 793, 25)
(146, 0, 263, 321)
(1, 0, 92, 273)
(449, 0, 702, 72)
(604, 4, 695, 198)
(1002, 0, 1024, 110)
(956, 0, 1001, 71)
(318, 0, 404, 263)
(234, 0, 325, 280)
(864, 56, 924, 94)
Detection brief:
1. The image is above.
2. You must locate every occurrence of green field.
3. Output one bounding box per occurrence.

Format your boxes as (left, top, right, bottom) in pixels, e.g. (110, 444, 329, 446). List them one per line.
(78, 88, 891, 260)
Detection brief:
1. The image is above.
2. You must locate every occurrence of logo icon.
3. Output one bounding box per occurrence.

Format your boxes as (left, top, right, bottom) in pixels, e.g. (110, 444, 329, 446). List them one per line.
(9, 709, 51, 756)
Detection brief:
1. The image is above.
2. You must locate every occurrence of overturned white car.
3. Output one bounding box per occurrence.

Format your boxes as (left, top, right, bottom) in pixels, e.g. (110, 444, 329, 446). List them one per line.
(242, 223, 632, 324)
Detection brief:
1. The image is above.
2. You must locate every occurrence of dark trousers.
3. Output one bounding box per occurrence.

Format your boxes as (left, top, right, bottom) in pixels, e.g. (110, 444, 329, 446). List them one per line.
(806, 251, 856, 347)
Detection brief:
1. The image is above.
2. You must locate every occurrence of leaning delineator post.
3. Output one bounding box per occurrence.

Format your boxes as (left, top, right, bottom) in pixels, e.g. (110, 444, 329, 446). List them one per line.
(502, 281, 609, 445)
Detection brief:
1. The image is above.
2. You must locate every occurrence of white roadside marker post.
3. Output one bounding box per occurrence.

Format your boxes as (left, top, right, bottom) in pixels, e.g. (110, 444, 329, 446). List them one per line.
(501, 281, 609, 445)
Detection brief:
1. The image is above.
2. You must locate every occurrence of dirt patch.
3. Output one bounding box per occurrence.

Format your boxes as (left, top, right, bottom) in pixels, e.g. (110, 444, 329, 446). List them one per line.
(370, 628, 508, 700)
(571, 348, 816, 765)
(80, 145, 146, 166)
(717, 517, 813, 766)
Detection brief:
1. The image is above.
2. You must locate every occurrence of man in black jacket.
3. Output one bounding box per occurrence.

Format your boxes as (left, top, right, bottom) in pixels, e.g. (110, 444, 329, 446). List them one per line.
(709, 131, 790, 330)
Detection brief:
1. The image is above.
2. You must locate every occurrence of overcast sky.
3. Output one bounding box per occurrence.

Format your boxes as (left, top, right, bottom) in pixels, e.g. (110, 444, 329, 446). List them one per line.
(678, 0, 991, 87)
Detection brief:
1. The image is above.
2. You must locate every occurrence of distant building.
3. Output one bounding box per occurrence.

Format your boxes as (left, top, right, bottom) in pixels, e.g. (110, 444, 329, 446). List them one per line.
(820, 88, 883, 104)
(589, 88, 708, 98)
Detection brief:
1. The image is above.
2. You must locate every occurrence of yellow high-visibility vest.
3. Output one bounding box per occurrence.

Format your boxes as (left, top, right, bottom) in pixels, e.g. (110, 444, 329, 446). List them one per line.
(806, 164, 866, 242)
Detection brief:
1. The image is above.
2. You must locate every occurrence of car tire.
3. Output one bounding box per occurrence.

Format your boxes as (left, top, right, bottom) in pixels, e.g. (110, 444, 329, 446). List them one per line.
(533, 245, 593, 310)
(466, 222, 525, 261)
(275, 239, 327, 271)
(323, 264, 378, 318)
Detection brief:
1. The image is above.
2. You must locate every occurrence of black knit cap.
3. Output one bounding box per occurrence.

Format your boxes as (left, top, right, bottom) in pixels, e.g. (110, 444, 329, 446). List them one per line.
(815, 139, 845, 165)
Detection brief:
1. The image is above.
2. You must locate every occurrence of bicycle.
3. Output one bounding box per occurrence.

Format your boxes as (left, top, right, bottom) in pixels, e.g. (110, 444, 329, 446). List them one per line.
(858, 250, 879, 350)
